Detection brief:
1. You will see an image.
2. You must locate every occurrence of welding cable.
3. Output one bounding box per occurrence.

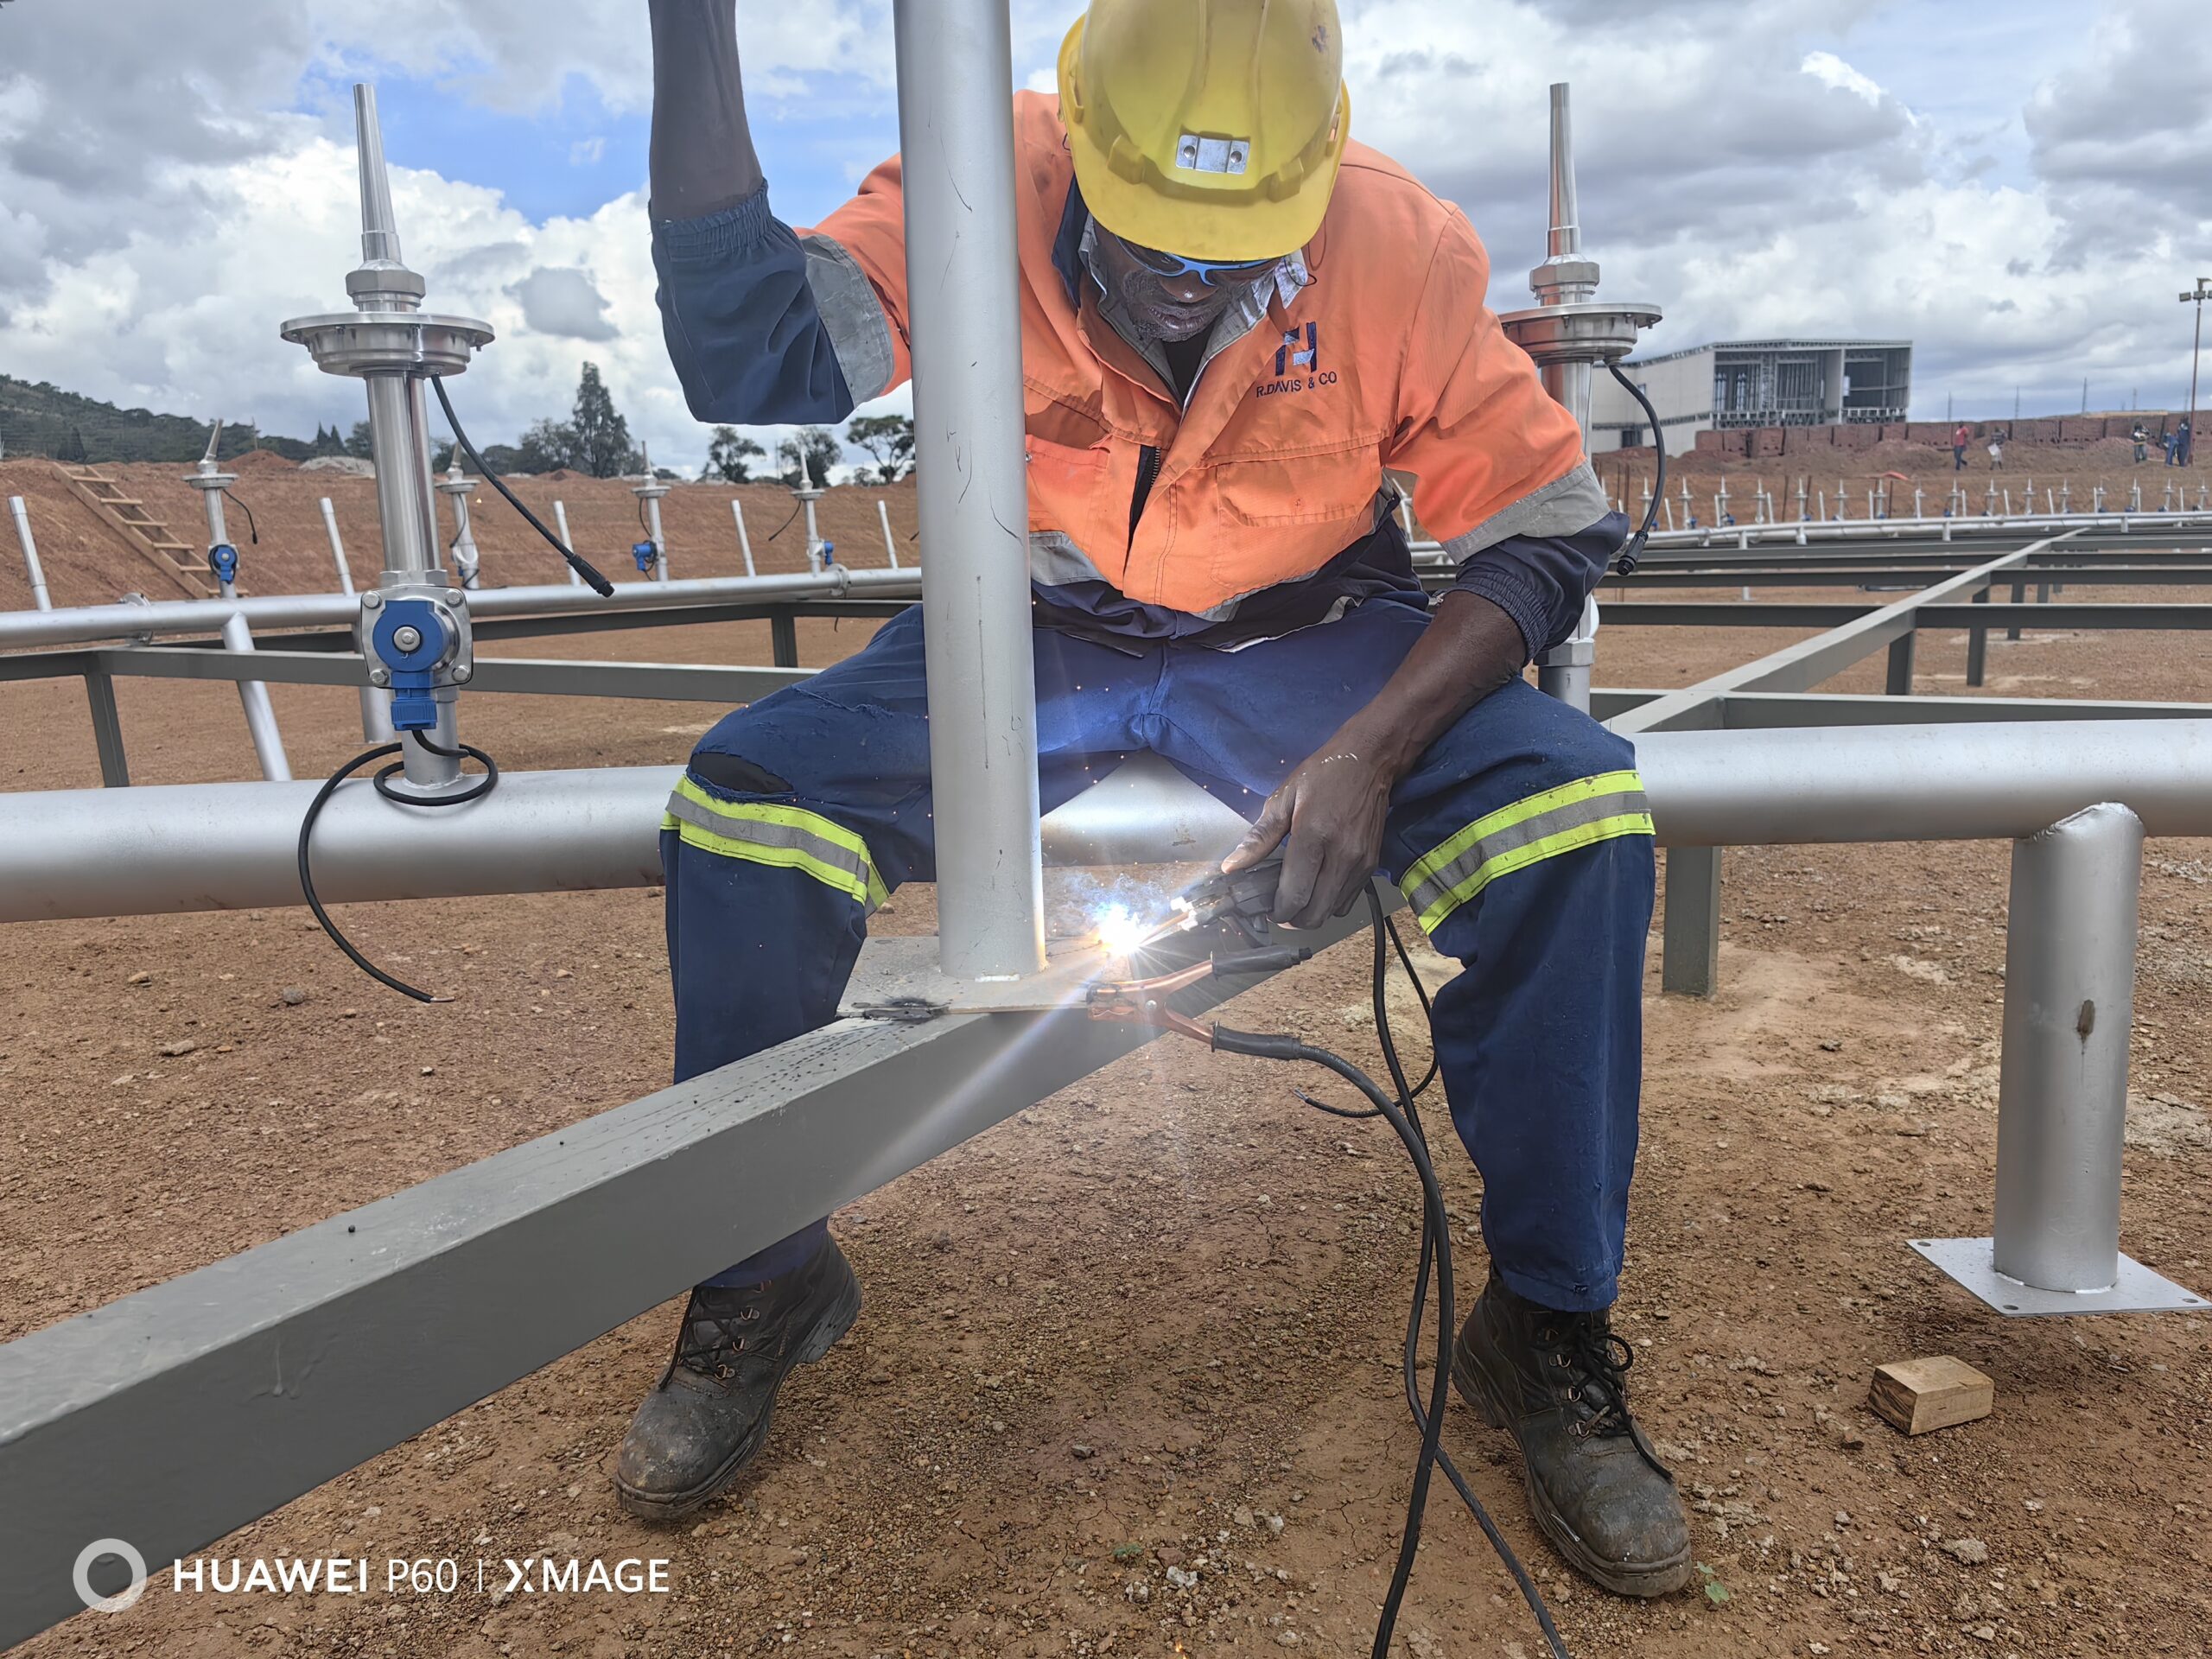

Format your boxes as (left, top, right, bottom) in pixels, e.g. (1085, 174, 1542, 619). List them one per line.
(1605, 361, 1667, 578)
(1208, 1020, 1454, 1659)
(1226, 892, 1567, 1656)
(429, 376, 616, 595)
(298, 730, 498, 1004)
(1363, 891, 1572, 1659)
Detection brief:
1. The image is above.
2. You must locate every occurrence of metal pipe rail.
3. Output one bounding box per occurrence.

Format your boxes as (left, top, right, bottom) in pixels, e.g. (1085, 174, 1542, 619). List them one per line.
(0, 566, 924, 652)
(3, 720, 2209, 925)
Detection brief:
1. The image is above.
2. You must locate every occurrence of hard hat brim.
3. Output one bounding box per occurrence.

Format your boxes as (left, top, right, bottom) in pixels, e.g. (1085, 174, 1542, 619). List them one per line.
(1055, 20, 1349, 265)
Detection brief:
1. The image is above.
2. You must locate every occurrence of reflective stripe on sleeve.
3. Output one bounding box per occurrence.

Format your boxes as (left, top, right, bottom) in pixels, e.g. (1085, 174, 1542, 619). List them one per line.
(662, 775, 889, 912)
(1400, 769, 1652, 934)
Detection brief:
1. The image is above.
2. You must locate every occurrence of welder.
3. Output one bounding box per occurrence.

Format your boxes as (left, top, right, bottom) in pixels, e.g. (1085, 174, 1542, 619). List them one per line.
(624, 0, 1690, 1598)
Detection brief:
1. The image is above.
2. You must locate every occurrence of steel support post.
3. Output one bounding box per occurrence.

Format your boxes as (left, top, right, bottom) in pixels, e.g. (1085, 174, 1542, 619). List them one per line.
(1966, 585, 1990, 687)
(769, 611, 799, 668)
(733, 499, 757, 576)
(10, 495, 53, 611)
(1885, 628, 1916, 695)
(2007, 577, 2025, 640)
(219, 612, 293, 781)
(83, 668, 129, 787)
(893, 0, 1046, 981)
(1661, 845, 1721, 996)
(1911, 804, 2205, 1314)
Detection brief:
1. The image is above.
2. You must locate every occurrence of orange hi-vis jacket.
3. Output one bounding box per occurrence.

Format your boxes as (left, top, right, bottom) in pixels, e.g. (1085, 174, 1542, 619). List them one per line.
(653, 92, 1613, 652)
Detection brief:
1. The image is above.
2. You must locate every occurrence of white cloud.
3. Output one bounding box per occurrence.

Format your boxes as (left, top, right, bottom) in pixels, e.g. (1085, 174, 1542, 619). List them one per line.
(1800, 50, 1885, 106)
(3, 0, 2209, 469)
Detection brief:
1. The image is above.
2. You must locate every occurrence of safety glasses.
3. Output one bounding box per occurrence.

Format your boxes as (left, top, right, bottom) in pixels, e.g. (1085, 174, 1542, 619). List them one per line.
(1116, 236, 1281, 289)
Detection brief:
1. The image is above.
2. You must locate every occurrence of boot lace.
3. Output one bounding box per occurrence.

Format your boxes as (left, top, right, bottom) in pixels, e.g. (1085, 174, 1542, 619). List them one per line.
(1533, 1313, 1637, 1440)
(669, 1288, 765, 1382)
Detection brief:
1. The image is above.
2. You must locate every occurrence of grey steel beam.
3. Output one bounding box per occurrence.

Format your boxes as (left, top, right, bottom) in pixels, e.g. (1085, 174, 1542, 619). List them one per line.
(84, 670, 128, 789)
(1609, 537, 2064, 734)
(1885, 630, 1916, 695)
(1916, 603, 2212, 629)
(1966, 587, 1990, 687)
(0, 899, 1380, 1650)
(1660, 846, 1720, 997)
(769, 612, 799, 668)
(1599, 603, 1871, 628)
(87, 647, 812, 705)
(1715, 691, 2212, 728)
(1610, 566, 2212, 588)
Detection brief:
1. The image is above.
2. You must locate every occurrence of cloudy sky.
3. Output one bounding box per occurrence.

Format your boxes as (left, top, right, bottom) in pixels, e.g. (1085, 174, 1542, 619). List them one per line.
(2, 0, 2205, 474)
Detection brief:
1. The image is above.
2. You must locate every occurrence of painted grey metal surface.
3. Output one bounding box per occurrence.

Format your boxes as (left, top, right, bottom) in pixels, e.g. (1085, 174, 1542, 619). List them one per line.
(0, 566, 922, 651)
(1660, 846, 1720, 997)
(0, 898, 1376, 1650)
(1990, 806, 2141, 1292)
(1608, 539, 2056, 734)
(893, 0, 1046, 980)
(9, 495, 52, 611)
(1907, 1236, 2207, 1317)
(1636, 719, 2212, 845)
(59, 645, 813, 705)
(7, 722, 2212, 925)
(218, 611, 293, 782)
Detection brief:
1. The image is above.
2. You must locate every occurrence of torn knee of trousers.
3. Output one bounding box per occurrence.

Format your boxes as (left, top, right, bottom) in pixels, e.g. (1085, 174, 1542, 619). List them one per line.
(690, 752, 793, 796)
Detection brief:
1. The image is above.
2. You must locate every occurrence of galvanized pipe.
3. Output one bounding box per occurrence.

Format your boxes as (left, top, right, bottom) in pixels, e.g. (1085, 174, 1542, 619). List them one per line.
(319, 497, 357, 594)
(893, 0, 1046, 981)
(9, 496, 52, 611)
(553, 500, 584, 587)
(219, 612, 293, 782)
(1990, 804, 2142, 1294)
(733, 499, 757, 577)
(3, 721, 2208, 925)
(0, 566, 923, 651)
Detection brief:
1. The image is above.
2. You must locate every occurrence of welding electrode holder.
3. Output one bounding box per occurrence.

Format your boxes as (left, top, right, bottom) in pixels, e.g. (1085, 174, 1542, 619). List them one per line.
(1172, 852, 1287, 947)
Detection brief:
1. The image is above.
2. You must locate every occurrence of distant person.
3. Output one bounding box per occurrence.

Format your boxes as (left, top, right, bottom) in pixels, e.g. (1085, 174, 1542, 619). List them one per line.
(1986, 429, 2005, 469)
(1952, 423, 1969, 470)
(2132, 422, 2149, 463)
(2181, 420, 2194, 465)
(2164, 426, 2180, 465)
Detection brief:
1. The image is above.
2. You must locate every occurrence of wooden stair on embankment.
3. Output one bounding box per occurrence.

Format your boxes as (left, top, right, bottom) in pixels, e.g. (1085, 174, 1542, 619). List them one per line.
(55, 464, 227, 599)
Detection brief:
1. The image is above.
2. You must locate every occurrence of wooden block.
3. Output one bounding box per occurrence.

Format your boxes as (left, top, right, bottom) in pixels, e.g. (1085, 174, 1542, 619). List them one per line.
(1868, 1355, 1993, 1435)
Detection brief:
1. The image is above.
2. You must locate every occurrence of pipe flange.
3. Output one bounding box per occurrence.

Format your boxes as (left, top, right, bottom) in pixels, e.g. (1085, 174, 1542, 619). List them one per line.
(278, 312, 495, 378)
(1497, 299, 1662, 366)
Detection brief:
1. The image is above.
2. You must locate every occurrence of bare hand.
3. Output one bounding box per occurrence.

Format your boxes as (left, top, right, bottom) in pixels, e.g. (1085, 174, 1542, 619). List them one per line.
(1221, 741, 1394, 930)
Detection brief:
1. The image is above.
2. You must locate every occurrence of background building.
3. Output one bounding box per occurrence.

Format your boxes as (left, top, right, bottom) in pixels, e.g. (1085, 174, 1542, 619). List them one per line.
(1586, 338, 1913, 452)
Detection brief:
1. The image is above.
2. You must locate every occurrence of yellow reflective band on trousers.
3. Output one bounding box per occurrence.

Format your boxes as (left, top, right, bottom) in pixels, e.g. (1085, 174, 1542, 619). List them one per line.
(1401, 769, 1653, 935)
(662, 776, 890, 913)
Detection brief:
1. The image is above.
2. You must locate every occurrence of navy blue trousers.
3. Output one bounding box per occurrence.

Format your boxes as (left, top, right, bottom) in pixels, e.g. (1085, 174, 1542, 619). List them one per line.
(664, 601, 1654, 1313)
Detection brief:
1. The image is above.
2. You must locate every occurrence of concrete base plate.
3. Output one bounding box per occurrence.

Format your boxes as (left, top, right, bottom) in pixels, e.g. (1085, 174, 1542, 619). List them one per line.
(1910, 1236, 2209, 1316)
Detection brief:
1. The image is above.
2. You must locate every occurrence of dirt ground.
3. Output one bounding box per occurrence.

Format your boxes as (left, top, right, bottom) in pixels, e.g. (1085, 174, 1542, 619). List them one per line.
(2, 528, 2209, 1657)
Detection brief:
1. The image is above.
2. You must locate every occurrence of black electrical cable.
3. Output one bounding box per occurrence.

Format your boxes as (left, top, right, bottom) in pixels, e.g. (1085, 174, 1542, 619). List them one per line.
(429, 375, 616, 595)
(298, 729, 498, 1003)
(1209, 1021, 1453, 1659)
(1201, 890, 1570, 1658)
(219, 487, 258, 545)
(759, 499, 806, 543)
(1366, 891, 1573, 1659)
(1605, 361, 1666, 578)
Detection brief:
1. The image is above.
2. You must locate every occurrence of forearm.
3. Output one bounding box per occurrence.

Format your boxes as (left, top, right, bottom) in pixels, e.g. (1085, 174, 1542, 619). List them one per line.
(649, 0, 762, 221)
(1338, 590, 1526, 778)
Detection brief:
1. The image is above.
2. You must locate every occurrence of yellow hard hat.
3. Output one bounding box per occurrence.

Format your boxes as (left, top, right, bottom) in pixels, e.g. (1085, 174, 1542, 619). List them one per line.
(1058, 0, 1351, 264)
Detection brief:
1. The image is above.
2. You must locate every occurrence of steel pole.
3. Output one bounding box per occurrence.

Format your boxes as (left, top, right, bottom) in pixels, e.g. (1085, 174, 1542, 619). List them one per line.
(554, 500, 584, 587)
(878, 499, 901, 569)
(9, 496, 52, 611)
(219, 612, 293, 781)
(733, 499, 757, 576)
(319, 497, 356, 594)
(893, 0, 1046, 980)
(1989, 804, 2142, 1292)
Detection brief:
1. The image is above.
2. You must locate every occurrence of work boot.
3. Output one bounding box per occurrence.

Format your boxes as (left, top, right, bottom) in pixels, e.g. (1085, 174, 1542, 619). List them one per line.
(613, 1240, 861, 1521)
(1452, 1270, 1694, 1597)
